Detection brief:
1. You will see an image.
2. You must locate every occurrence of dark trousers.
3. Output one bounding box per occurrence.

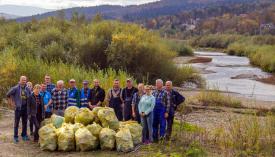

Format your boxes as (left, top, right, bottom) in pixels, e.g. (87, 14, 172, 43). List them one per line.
(166, 115, 174, 140)
(124, 101, 132, 121)
(30, 116, 40, 141)
(110, 104, 123, 121)
(45, 112, 52, 119)
(14, 109, 28, 138)
(29, 119, 34, 134)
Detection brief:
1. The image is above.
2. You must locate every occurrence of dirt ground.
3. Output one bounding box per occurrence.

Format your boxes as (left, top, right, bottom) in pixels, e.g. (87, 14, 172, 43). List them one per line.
(0, 90, 274, 157)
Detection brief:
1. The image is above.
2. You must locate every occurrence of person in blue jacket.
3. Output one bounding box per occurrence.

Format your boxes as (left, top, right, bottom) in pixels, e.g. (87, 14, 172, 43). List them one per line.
(40, 83, 52, 118)
(67, 79, 80, 107)
(80, 80, 91, 108)
(152, 79, 170, 142)
(165, 81, 185, 140)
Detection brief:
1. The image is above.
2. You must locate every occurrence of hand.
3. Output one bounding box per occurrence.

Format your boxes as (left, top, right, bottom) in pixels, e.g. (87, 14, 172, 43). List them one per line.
(89, 104, 94, 109)
(132, 112, 136, 118)
(44, 105, 48, 110)
(165, 112, 169, 119)
(141, 112, 145, 117)
(121, 103, 124, 108)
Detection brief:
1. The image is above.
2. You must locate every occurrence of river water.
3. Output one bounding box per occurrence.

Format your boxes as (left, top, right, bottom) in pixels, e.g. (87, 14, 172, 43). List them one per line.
(188, 51, 275, 101)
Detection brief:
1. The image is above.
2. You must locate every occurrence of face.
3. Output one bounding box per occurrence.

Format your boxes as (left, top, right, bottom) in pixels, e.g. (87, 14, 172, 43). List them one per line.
(41, 84, 46, 91)
(57, 83, 63, 90)
(45, 76, 51, 84)
(138, 84, 144, 92)
(126, 80, 132, 88)
(27, 82, 33, 89)
(145, 87, 151, 95)
(166, 82, 172, 91)
(156, 81, 163, 90)
(83, 83, 89, 89)
(69, 81, 76, 88)
(113, 80, 120, 88)
(33, 87, 41, 95)
(94, 80, 100, 87)
(20, 76, 27, 86)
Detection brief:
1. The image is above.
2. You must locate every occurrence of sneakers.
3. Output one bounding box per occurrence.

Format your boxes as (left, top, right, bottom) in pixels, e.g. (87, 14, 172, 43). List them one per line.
(14, 137, 19, 143)
(22, 136, 30, 141)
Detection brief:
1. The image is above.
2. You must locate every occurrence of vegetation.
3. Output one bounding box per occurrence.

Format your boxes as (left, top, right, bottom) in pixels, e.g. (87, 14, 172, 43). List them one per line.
(0, 17, 201, 91)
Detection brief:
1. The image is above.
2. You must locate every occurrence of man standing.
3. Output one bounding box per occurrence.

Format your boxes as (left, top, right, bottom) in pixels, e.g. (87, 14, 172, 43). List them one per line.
(51, 80, 68, 116)
(40, 83, 52, 118)
(152, 79, 170, 142)
(165, 81, 185, 140)
(106, 79, 123, 121)
(88, 79, 105, 109)
(6, 76, 31, 143)
(80, 80, 91, 108)
(121, 78, 138, 121)
(67, 79, 80, 107)
(44, 74, 55, 93)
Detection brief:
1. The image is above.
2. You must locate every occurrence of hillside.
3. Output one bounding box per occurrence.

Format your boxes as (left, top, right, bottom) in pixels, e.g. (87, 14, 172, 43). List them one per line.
(0, 13, 19, 19)
(16, 0, 257, 22)
(0, 5, 52, 17)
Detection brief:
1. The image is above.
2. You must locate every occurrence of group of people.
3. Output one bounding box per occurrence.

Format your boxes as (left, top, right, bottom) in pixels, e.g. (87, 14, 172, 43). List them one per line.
(7, 75, 185, 145)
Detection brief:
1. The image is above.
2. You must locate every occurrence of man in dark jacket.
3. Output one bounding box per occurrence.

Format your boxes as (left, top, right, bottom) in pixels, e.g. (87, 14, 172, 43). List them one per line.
(88, 79, 105, 109)
(165, 81, 185, 140)
(28, 84, 44, 142)
(6, 76, 31, 143)
(121, 78, 138, 121)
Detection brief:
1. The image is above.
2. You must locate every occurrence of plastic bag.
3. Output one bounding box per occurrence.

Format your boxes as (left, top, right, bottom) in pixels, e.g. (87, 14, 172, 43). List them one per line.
(98, 107, 119, 131)
(86, 122, 102, 137)
(40, 118, 51, 127)
(75, 108, 94, 126)
(75, 127, 99, 151)
(57, 124, 75, 151)
(72, 123, 84, 133)
(51, 114, 65, 129)
(115, 128, 134, 152)
(91, 107, 104, 124)
(99, 128, 116, 150)
(38, 124, 57, 151)
(125, 121, 143, 145)
(64, 106, 79, 123)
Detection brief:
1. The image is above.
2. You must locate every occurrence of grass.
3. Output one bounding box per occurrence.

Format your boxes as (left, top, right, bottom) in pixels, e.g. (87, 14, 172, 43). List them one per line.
(195, 90, 243, 108)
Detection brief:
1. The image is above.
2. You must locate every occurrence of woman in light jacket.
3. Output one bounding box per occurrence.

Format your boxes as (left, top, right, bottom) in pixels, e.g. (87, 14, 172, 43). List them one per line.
(138, 85, 155, 144)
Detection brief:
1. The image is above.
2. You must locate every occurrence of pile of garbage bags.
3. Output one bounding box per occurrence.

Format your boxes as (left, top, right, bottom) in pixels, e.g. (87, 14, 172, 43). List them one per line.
(39, 106, 143, 152)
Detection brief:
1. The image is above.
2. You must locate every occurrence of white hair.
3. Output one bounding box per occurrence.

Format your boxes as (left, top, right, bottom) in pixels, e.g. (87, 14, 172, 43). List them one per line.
(166, 81, 173, 85)
(156, 79, 163, 85)
(57, 80, 64, 85)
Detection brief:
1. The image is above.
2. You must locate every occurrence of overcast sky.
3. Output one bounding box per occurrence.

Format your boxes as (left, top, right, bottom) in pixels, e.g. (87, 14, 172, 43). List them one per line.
(0, 0, 159, 9)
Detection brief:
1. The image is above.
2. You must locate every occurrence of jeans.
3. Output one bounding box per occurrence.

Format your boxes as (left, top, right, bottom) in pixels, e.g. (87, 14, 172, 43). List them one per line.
(141, 112, 153, 142)
(153, 106, 166, 140)
(14, 109, 28, 138)
(166, 107, 175, 139)
(30, 116, 40, 141)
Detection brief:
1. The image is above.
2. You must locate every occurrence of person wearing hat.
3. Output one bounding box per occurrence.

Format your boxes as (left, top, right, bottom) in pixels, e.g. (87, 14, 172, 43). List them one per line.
(79, 80, 91, 108)
(88, 79, 105, 109)
(67, 79, 80, 107)
(121, 78, 138, 121)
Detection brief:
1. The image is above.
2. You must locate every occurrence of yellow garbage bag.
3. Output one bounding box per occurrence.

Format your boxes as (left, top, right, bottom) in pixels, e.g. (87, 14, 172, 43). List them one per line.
(86, 122, 102, 137)
(64, 106, 79, 123)
(57, 124, 75, 151)
(51, 114, 65, 129)
(115, 128, 134, 152)
(125, 121, 143, 145)
(75, 127, 99, 151)
(99, 128, 116, 150)
(40, 118, 51, 127)
(38, 124, 57, 151)
(75, 108, 94, 126)
(98, 107, 119, 131)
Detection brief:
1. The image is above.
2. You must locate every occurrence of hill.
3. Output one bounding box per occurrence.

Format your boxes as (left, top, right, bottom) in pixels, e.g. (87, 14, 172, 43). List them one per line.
(0, 5, 52, 17)
(0, 13, 19, 19)
(16, 0, 257, 22)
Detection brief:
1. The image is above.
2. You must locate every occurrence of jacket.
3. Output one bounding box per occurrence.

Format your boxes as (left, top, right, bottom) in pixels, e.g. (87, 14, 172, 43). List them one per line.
(6, 84, 31, 110)
(28, 93, 45, 119)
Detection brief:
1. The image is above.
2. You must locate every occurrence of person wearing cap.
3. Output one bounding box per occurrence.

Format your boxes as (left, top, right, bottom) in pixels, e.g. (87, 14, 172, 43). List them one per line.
(121, 78, 138, 121)
(106, 79, 123, 121)
(80, 80, 91, 108)
(67, 79, 80, 107)
(88, 79, 105, 110)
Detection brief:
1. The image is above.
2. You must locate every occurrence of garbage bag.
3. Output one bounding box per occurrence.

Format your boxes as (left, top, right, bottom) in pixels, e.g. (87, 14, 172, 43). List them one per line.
(64, 106, 79, 123)
(72, 123, 84, 133)
(75, 127, 99, 151)
(99, 128, 116, 150)
(51, 114, 65, 129)
(125, 121, 143, 145)
(57, 124, 75, 151)
(75, 108, 94, 126)
(38, 124, 57, 151)
(40, 118, 51, 127)
(98, 107, 119, 131)
(91, 107, 104, 123)
(115, 128, 134, 152)
(86, 122, 102, 137)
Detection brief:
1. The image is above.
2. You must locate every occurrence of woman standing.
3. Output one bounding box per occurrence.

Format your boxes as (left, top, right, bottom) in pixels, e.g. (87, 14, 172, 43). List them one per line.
(131, 83, 145, 123)
(28, 84, 44, 142)
(138, 85, 155, 144)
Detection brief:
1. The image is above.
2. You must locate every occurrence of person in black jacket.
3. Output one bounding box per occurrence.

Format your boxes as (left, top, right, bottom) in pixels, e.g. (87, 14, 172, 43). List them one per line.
(28, 84, 44, 142)
(88, 79, 105, 110)
(165, 81, 185, 140)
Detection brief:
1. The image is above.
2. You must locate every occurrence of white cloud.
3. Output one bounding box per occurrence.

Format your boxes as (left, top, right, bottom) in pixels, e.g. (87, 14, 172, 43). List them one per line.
(0, 0, 159, 9)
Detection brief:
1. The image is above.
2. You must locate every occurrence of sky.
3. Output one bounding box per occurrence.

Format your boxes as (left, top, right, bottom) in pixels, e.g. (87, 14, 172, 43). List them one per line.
(0, 0, 159, 9)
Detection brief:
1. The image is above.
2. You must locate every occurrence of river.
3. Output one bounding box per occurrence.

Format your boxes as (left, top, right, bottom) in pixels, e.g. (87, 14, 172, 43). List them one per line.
(185, 51, 275, 102)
